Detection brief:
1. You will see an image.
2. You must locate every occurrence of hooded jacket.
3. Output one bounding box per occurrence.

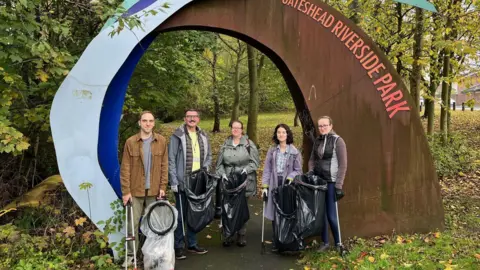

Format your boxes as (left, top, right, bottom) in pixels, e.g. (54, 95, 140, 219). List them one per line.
(168, 124, 212, 191)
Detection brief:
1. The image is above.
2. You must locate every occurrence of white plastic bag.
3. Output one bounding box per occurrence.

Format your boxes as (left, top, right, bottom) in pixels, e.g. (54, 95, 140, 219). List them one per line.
(140, 201, 178, 270)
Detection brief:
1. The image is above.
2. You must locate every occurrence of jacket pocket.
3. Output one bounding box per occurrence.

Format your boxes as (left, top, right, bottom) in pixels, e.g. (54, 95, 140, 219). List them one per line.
(131, 151, 141, 167)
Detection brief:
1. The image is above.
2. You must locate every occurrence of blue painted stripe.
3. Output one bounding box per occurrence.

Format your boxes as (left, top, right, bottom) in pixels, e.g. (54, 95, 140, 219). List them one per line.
(98, 31, 158, 198)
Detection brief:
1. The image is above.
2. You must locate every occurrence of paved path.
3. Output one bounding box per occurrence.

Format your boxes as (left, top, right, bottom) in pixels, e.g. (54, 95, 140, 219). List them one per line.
(175, 198, 301, 270)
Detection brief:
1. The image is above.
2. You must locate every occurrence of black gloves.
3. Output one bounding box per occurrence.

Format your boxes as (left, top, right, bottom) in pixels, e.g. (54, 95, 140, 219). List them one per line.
(335, 188, 345, 201)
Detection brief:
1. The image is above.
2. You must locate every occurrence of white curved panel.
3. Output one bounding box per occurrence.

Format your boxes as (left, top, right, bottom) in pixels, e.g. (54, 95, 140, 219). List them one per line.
(50, 0, 194, 254)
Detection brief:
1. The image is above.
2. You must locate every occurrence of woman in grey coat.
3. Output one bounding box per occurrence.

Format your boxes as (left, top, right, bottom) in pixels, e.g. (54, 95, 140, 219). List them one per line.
(216, 120, 260, 247)
(261, 123, 302, 251)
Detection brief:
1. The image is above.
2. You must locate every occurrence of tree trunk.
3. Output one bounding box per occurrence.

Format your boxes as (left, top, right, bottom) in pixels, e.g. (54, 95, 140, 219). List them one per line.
(395, 3, 404, 76)
(212, 51, 221, 133)
(427, 80, 436, 136)
(440, 51, 450, 143)
(230, 52, 241, 125)
(294, 111, 299, 127)
(410, 8, 424, 110)
(426, 13, 440, 135)
(440, 3, 455, 143)
(246, 45, 259, 145)
(349, 0, 360, 24)
(447, 76, 452, 133)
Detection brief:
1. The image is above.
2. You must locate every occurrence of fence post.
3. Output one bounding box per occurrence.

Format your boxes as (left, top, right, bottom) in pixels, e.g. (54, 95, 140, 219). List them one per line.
(462, 102, 465, 111)
(452, 102, 456, 110)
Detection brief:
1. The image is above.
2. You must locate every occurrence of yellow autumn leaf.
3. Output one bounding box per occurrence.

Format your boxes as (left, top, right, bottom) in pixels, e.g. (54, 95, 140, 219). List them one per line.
(36, 70, 49, 82)
(82, 231, 92, 243)
(396, 236, 404, 244)
(368, 256, 375, 263)
(63, 226, 75, 237)
(434, 232, 441, 238)
(75, 217, 87, 226)
(304, 267, 311, 270)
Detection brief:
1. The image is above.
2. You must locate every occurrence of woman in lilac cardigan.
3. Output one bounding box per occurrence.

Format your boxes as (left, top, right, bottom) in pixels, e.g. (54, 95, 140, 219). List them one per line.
(261, 123, 302, 251)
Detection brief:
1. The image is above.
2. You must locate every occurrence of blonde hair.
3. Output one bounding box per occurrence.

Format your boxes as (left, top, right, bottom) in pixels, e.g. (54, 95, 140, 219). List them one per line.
(318, 116, 333, 125)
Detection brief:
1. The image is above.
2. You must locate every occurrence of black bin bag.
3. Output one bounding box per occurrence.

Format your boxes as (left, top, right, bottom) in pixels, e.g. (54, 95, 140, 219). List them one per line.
(185, 169, 217, 233)
(294, 174, 327, 239)
(272, 184, 305, 252)
(221, 172, 250, 239)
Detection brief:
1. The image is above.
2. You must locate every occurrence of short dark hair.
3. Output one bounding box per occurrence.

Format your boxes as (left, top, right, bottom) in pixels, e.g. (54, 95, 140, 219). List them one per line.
(272, 123, 294, 145)
(185, 108, 200, 116)
(229, 120, 244, 129)
(139, 110, 154, 120)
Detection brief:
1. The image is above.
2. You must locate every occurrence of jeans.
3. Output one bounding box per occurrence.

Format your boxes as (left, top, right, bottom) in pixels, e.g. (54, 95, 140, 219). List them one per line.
(174, 191, 198, 249)
(322, 183, 342, 245)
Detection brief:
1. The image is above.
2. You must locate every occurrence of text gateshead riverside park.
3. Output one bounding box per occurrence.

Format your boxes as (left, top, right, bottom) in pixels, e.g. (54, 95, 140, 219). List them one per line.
(281, 0, 410, 119)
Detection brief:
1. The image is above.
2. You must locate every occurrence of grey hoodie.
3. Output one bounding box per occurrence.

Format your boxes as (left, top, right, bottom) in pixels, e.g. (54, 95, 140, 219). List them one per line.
(168, 124, 212, 191)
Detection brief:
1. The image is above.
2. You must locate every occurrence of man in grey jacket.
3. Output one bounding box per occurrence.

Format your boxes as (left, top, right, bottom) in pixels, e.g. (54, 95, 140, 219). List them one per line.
(169, 109, 212, 260)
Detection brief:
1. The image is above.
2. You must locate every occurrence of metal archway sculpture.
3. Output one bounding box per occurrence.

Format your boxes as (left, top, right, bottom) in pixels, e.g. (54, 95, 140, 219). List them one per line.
(50, 0, 444, 247)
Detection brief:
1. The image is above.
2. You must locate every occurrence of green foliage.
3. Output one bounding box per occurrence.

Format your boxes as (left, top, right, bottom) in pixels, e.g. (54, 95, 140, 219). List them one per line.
(428, 132, 479, 177)
(465, 97, 476, 108)
(0, 191, 125, 269)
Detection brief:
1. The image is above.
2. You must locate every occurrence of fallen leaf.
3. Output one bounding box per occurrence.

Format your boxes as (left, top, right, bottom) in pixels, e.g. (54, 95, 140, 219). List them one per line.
(206, 235, 212, 239)
(380, 253, 389, 259)
(368, 256, 375, 263)
(82, 232, 92, 243)
(475, 254, 480, 259)
(358, 251, 368, 259)
(304, 267, 311, 270)
(63, 226, 75, 237)
(332, 264, 337, 268)
(434, 232, 441, 238)
(424, 237, 430, 243)
(396, 236, 404, 244)
(255, 212, 259, 215)
(403, 263, 413, 268)
(75, 217, 87, 227)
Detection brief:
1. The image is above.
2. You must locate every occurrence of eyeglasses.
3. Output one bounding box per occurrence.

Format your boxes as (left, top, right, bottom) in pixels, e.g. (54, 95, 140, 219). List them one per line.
(185, 115, 199, 119)
(318, 125, 330, 128)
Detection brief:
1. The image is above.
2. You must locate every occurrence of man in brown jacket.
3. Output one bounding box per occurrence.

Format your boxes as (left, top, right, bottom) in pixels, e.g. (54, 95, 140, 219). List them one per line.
(120, 111, 168, 267)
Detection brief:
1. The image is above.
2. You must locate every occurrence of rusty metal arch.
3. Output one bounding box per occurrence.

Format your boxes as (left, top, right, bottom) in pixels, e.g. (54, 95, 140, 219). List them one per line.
(155, 0, 444, 238)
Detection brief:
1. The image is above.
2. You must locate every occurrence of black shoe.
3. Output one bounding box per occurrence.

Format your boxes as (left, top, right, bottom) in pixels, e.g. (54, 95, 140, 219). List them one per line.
(214, 207, 221, 219)
(337, 245, 349, 257)
(236, 234, 246, 247)
(271, 244, 278, 253)
(187, 245, 208, 255)
(223, 236, 233, 247)
(175, 248, 186, 260)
